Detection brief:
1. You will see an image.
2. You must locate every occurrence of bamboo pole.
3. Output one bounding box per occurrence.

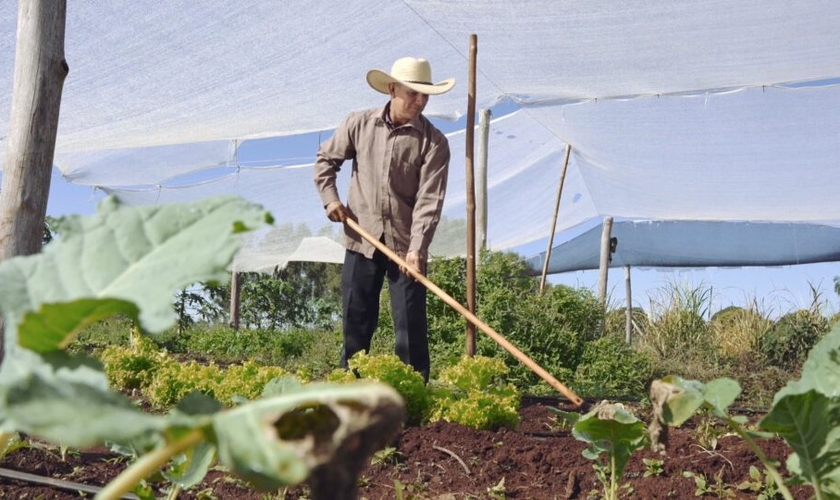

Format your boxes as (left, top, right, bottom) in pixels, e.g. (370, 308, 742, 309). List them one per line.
(464, 34, 478, 356)
(345, 218, 583, 406)
(539, 144, 572, 294)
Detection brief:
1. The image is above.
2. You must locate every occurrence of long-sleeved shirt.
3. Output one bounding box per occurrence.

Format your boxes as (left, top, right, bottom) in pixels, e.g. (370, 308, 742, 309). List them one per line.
(313, 104, 450, 259)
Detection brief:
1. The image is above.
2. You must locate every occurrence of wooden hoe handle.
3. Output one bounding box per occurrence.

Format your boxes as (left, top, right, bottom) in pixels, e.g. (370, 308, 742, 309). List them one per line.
(344, 219, 584, 407)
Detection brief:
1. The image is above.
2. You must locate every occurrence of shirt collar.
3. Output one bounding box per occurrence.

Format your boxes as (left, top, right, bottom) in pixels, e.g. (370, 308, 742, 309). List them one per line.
(381, 102, 422, 131)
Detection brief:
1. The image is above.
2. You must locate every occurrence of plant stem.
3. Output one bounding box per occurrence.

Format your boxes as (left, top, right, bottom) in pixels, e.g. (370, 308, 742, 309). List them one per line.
(725, 418, 794, 500)
(95, 429, 205, 500)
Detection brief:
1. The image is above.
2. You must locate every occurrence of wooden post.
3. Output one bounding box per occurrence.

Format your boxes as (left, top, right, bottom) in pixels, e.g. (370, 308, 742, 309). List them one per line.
(229, 271, 241, 330)
(0, 1, 68, 260)
(0, 0, 69, 358)
(624, 265, 632, 343)
(476, 109, 491, 256)
(464, 34, 477, 357)
(597, 217, 614, 311)
(539, 144, 572, 293)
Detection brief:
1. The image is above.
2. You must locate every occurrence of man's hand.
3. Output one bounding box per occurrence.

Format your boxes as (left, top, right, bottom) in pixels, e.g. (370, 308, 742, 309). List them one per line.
(400, 251, 426, 276)
(325, 201, 352, 223)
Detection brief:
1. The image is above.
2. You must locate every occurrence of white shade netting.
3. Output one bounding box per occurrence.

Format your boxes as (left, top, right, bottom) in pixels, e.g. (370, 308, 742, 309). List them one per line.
(2, 1, 840, 273)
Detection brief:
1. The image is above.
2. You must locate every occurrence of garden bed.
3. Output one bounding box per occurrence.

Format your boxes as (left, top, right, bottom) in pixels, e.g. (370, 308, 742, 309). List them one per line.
(0, 397, 811, 499)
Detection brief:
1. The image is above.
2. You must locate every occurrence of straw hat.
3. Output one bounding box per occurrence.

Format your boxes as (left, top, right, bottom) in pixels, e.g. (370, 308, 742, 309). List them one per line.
(367, 57, 455, 96)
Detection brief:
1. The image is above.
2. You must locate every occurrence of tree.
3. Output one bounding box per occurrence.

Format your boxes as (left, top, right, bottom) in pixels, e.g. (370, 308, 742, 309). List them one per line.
(195, 262, 342, 331)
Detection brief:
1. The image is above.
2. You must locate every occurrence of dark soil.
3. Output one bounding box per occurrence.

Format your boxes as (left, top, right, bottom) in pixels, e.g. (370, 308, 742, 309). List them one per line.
(0, 397, 813, 499)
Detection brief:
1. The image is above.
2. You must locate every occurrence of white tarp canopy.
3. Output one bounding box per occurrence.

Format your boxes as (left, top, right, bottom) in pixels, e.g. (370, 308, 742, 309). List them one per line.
(2, 1, 839, 273)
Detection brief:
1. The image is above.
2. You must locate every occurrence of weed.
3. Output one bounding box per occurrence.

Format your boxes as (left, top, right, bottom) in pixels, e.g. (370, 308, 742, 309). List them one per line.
(0, 433, 29, 460)
(692, 408, 735, 450)
(737, 466, 781, 500)
(487, 477, 507, 499)
(394, 478, 428, 500)
(682, 469, 737, 498)
(642, 458, 664, 477)
(370, 446, 401, 467)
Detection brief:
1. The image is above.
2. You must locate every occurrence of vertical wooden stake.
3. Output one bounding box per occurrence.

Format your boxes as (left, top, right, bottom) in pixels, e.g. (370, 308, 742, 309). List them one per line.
(0, 0, 68, 359)
(229, 271, 241, 330)
(464, 34, 478, 357)
(597, 216, 614, 321)
(476, 109, 491, 256)
(539, 144, 572, 293)
(624, 265, 632, 343)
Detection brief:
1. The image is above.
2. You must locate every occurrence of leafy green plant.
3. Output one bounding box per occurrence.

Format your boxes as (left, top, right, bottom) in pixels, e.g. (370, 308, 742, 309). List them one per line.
(101, 337, 291, 410)
(428, 355, 520, 430)
(100, 332, 171, 391)
(327, 351, 430, 426)
(759, 309, 829, 371)
(370, 446, 401, 467)
(549, 401, 648, 500)
(0, 433, 30, 461)
(692, 407, 736, 451)
(642, 458, 664, 477)
(0, 196, 406, 500)
(573, 333, 652, 399)
(682, 469, 737, 498)
(737, 465, 781, 499)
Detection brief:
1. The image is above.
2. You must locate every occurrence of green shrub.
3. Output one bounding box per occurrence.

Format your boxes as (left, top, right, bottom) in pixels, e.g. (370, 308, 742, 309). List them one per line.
(158, 323, 339, 377)
(422, 251, 602, 394)
(759, 309, 829, 372)
(281, 329, 343, 380)
(176, 325, 275, 362)
(429, 356, 520, 430)
(474, 284, 600, 394)
(573, 335, 652, 399)
(69, 315, 135, 354)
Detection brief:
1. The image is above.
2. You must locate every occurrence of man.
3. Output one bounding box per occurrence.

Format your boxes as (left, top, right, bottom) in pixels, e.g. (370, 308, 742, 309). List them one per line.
(313, 57, 455, 382)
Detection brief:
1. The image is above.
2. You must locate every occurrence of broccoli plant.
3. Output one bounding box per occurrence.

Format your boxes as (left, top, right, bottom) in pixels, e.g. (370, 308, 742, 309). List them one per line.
(550, 401, 648, 500)
(0, 196, 405, 500)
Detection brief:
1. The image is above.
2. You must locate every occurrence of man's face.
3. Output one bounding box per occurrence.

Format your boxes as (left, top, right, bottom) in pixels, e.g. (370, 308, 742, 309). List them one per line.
(389, 83, 429, 125)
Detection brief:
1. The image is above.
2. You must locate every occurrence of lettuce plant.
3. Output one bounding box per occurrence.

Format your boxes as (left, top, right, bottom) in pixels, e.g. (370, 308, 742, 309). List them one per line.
(429, 355, 520, 430)
(0, 196, 405, 500)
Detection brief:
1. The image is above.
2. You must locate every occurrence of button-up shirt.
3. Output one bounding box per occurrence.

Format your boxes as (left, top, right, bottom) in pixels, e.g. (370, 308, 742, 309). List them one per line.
(314, 104, 450, 259)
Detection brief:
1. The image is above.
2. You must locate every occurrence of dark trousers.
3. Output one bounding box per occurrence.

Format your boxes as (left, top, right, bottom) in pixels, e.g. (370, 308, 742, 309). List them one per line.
(340, 248, 429, 381)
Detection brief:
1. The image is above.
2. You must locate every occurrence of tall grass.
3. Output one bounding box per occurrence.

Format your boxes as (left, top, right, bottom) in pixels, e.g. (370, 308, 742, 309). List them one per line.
(709, 299, 773, 361)
(636, 282, 716, 373)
